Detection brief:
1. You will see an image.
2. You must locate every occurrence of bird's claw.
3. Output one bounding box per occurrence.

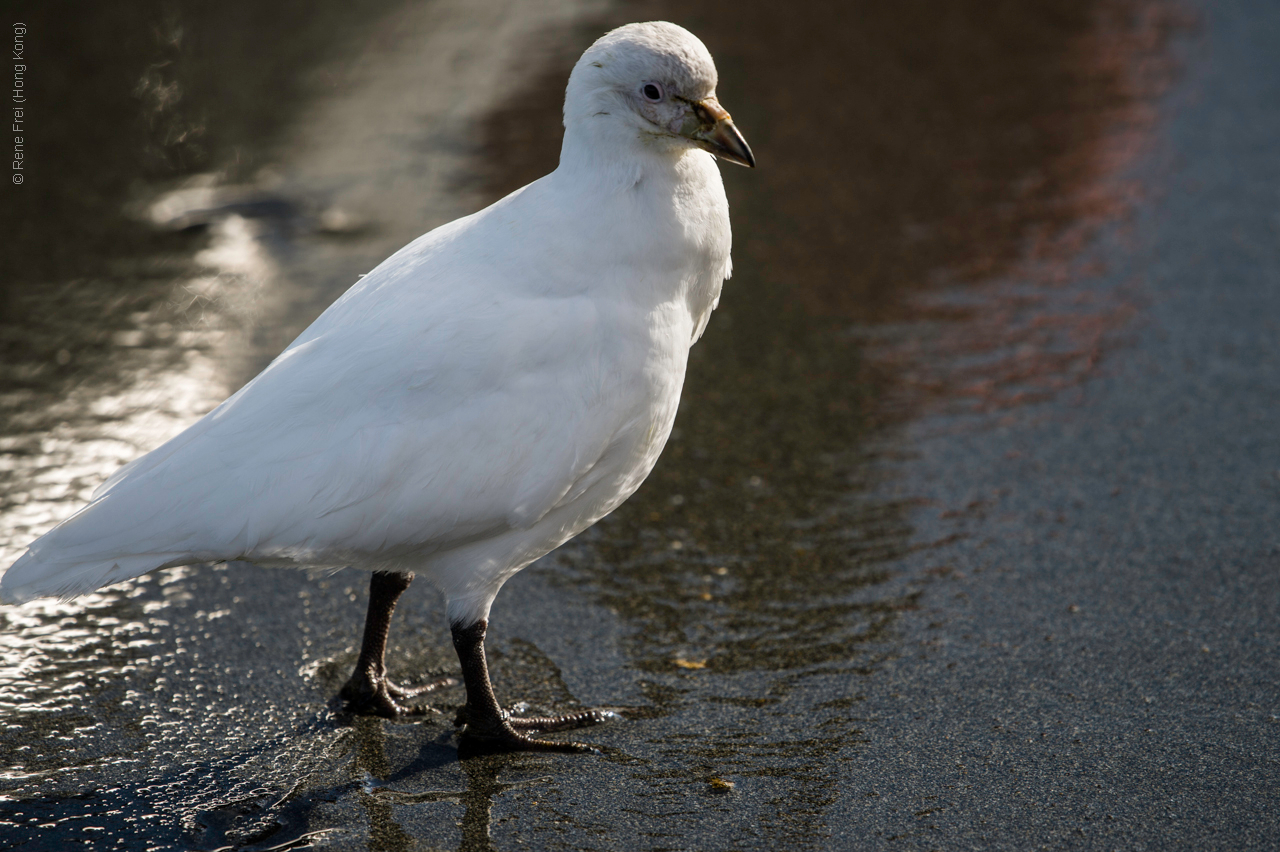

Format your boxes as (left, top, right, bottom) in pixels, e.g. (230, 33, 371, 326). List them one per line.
(341, 671, 456, 718)
(456, 706, 618, 753)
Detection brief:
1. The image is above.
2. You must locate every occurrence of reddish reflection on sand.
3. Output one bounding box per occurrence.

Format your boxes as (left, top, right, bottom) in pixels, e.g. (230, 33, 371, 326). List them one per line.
(855, 1, 1193, 416)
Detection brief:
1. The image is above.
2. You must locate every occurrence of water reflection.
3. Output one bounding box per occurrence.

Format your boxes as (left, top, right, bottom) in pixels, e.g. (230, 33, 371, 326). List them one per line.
(0, 0, 381, 563)
(350, 717, 459, 852)
(342, 715, 587, 852)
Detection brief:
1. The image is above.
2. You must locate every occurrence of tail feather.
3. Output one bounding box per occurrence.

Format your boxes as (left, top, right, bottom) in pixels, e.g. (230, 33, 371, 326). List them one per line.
(0, 550, 190, 604)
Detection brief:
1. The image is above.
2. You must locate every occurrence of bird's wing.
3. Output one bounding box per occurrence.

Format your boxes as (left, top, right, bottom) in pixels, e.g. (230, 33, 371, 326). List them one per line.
(6, 220, 653, 596)
(45, 300, 635, 556)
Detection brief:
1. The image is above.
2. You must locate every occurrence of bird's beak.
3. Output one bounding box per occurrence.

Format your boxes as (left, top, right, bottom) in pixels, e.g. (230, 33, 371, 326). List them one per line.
(682, 96, 755, 168)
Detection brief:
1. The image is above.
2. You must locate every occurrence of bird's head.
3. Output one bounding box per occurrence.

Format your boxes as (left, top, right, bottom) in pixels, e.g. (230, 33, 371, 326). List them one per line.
(564, 21, 755, 169)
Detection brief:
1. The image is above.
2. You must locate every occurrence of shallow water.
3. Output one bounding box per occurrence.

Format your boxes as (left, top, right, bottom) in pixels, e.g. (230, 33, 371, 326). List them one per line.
(3, 0, 1278, 849)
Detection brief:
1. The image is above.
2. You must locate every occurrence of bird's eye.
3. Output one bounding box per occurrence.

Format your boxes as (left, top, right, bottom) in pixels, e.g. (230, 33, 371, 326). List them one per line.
(642, 83, 663, 102)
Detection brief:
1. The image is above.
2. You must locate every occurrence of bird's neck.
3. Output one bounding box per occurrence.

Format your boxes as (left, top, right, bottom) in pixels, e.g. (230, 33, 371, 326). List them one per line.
(542, 121, 729, 343)
(555, 120, 683, 194)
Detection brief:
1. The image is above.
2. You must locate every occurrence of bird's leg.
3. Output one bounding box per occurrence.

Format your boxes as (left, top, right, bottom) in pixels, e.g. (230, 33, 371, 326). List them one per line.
(451, 619, 611, 753)
(341, 571, 454, 717)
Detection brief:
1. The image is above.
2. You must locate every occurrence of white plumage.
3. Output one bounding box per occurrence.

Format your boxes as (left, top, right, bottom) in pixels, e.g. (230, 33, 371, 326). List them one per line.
(2, 22, 751, 655)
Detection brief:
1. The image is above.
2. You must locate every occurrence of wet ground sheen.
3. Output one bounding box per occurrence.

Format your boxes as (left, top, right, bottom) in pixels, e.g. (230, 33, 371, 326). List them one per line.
(2, 0, 1277, 849)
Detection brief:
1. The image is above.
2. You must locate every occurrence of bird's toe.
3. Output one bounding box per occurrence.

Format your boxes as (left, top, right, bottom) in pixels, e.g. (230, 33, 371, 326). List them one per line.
(507, 708, 621, 733)
(455, 705, 617, 753)
(341, 672, 455, 718)
(458, 725, 602, 755)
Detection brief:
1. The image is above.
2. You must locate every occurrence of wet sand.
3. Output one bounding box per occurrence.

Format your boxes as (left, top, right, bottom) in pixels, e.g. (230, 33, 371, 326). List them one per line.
(1, 0, 1277, 849)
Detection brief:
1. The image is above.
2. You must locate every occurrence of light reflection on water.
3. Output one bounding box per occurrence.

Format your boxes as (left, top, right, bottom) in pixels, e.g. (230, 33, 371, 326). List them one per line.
(0, 213, 271, 569)
(0, 202, 277, 800)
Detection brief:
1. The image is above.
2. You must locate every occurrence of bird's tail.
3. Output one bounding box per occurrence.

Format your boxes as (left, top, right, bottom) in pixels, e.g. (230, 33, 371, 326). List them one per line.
(0, 549, 187, 604)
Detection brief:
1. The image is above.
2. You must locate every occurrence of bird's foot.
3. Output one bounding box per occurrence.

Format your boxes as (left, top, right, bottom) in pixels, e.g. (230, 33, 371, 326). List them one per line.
(341, 670, 456, 718)
(508, 707, 619, 733)
(457, 706, 620, 753)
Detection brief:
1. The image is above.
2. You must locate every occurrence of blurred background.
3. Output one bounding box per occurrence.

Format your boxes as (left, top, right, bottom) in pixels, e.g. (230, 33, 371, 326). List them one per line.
(1, 0, 1277, 849)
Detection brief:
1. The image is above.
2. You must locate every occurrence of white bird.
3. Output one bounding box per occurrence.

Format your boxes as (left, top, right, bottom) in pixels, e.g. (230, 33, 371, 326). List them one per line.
(1, 21, 753, 752)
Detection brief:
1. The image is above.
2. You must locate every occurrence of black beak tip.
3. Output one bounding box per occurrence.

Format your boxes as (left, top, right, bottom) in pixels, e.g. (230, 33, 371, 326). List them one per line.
(720, 138, 755, 169)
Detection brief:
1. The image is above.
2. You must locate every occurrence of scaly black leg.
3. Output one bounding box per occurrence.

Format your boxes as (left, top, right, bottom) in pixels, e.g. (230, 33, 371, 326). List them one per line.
(451, 619, 612, 753)
(341, 571, 454, 717)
